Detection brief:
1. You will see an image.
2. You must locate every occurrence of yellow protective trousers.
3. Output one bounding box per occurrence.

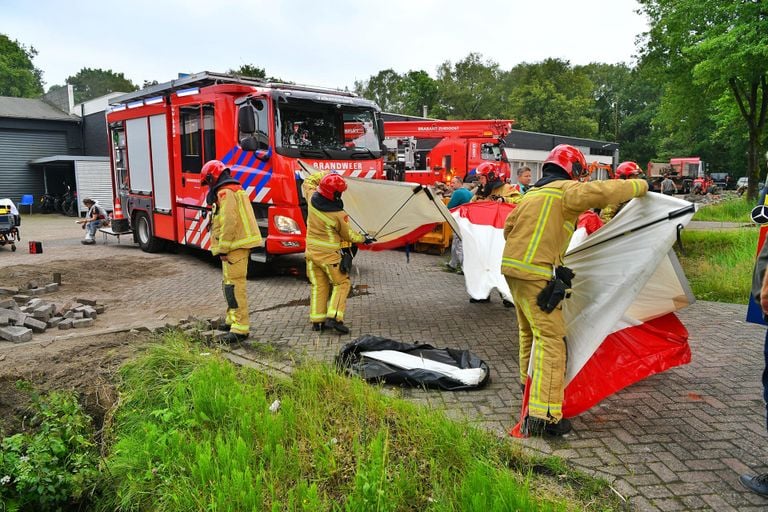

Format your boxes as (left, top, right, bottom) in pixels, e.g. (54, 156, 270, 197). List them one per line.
(306, 258, 351, 323)
(506, 276, 567, 422)
(221, 248, 250, 335)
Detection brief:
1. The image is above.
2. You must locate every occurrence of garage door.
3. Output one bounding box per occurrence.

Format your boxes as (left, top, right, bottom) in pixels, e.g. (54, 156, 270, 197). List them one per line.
(0, 129, 68, 204)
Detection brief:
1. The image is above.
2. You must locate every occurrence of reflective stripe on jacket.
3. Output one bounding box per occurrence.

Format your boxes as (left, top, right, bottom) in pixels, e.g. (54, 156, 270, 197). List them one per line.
(501, 178, 648, 280)
(210, 185, 263, 255)
(305, 204, 365, 264)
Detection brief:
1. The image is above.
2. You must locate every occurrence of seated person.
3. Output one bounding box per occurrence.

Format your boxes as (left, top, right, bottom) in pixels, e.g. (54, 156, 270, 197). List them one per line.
(76, 197, 109, 245)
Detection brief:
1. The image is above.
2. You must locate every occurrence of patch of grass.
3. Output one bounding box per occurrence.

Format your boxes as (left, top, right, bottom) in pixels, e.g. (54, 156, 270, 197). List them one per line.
(692, 196, 755, 222)
(92, 333, 625, 511)
(678, 229, 758, 303)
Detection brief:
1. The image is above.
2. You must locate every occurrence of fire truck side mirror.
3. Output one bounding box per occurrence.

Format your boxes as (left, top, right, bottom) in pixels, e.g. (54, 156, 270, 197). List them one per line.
(377, 118, 385, 143)
(238, 105, 256, 134)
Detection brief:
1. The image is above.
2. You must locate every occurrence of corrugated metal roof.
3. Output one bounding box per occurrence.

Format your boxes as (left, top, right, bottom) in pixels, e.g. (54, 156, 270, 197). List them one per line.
(29, 155, 109, 165)
(0, 96, 79, 121)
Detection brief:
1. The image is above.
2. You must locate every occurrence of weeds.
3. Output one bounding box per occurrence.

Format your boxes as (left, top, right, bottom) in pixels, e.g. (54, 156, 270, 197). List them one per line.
(0, 383, 99, 511)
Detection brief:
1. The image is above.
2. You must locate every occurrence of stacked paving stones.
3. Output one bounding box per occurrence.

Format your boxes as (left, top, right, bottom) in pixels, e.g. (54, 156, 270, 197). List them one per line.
(0, 281, 106, 343)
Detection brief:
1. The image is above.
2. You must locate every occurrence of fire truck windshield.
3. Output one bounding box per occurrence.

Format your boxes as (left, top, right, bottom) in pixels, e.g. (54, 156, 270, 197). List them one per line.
(481, 143, 508, 162)
(275, 99, 382, 159)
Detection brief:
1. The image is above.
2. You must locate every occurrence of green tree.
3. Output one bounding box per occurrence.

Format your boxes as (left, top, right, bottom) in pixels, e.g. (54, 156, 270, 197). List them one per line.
(615, 63, 663, 166)
(228, 64, 285, 83)
(435, 53, 503, 119)
(0, 34, 44, 97)
(638, 0, 768, 200)
(353, 69, 404, 112)
(60, 68, 137, 104)
(504, 59, 597, 138)
(400, 70, 440, 118)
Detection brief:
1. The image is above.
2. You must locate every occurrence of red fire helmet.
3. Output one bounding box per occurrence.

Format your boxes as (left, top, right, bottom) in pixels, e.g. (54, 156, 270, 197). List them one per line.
(201, 160, 228, 186)
(543, 144, 588, 180)
(476, 161, 505, 181)
(614, 161, 643, 179)
(317, 173, 347, 200)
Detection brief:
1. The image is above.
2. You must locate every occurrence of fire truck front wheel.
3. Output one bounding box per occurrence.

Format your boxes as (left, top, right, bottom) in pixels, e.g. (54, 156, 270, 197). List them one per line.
(134, 212, 166, 253)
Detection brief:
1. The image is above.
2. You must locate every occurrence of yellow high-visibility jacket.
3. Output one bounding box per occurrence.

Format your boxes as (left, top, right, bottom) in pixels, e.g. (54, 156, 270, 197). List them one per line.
(210, 184, 263, 256)
(501, 178, 647, 280)
(305, 202, 365, 265)
(472, 183, 522, 204)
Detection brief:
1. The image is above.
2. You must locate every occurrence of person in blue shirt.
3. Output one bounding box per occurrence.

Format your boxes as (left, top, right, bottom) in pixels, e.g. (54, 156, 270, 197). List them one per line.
(446, 175, 473, 272)
(447, 175, 473, 208)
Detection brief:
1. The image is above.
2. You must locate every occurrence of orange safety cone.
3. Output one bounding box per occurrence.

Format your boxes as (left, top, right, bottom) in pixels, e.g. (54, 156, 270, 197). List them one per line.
(113, 198, 125, 219)
(111, 197, 130, 233)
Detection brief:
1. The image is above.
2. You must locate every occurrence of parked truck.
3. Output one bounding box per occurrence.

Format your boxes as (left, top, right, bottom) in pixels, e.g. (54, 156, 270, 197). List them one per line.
(106, 71, 384, 270)
(381, 119, 513, 185)
(646, 157, 706, 194)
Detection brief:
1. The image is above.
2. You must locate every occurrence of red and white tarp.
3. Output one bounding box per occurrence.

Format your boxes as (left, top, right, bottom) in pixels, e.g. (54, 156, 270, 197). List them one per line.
(454, 193, 695, 423)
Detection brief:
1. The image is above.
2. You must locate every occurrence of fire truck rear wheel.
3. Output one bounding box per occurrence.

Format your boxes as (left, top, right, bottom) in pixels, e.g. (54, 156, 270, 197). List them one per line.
(135, 212, 166, 253)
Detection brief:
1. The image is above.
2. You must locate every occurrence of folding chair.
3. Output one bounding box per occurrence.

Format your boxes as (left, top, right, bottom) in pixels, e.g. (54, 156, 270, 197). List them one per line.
(19, 195, 33, 214)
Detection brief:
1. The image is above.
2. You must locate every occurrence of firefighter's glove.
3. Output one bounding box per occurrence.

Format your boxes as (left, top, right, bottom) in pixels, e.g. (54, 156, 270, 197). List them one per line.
(339, 247, 354, 274)
(363, 235, 377, 245)
(554, 265, 575, 290)
(536, 266, 575, 313)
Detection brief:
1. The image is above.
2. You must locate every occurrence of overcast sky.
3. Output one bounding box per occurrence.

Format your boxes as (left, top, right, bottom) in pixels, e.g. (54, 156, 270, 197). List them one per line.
(3, 0, 648, 92)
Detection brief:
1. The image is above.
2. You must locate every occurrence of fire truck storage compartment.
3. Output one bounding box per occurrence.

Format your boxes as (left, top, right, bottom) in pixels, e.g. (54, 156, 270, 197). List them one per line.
(149, 115, 172, 211)
(125, 118, 153, 194)
(125, 116, 173, 211)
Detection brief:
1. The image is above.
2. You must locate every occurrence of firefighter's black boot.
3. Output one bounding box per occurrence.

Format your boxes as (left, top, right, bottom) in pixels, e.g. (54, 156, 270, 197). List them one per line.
(524, 416, 572, 437)
(740, 473, 768, 497)
(311, 322, 325, 332)
(220, 332, 248, 344)
(323, 319, 349, 334)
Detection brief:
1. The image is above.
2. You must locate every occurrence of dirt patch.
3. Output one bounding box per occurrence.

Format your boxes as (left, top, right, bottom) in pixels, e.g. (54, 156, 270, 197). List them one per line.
(0, 330, 154, 437)
(0, 256, 175, 295)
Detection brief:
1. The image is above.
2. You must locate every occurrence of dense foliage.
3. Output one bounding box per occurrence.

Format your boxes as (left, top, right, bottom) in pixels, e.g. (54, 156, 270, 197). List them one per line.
(0, 34, 44, 97)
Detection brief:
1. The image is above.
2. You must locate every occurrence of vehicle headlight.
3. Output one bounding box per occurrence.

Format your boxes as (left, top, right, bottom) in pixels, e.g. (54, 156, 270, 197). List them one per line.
(274, 215, 301, 235)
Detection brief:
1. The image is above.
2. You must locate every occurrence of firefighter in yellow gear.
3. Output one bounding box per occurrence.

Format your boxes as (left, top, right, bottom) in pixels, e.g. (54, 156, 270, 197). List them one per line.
(471, 161, 522, 204)
(201, 160, 263, 343)
(600, 161, 646, 223)
(501, 145, 648, 437)
(305, 173, 372, 334)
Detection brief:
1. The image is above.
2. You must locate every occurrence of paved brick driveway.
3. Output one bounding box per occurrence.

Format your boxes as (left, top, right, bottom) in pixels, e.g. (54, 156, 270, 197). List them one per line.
(4, 214, 767, 511)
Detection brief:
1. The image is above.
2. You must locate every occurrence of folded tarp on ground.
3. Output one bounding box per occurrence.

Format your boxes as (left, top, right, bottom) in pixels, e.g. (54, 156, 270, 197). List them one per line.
(336, 335, 490, 390)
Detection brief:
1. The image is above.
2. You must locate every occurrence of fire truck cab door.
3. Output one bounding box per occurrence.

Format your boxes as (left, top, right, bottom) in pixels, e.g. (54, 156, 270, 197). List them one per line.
(176, 104, 215, 208)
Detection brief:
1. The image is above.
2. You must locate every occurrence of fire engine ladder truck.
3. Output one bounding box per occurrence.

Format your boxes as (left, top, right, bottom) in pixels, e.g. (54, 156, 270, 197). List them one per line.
(382, 119, 514, 183)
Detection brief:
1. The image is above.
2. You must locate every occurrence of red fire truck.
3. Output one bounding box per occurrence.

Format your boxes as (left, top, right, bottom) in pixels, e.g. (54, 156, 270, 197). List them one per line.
(381, 119, 513, 185)
(106, 72, 384, 267)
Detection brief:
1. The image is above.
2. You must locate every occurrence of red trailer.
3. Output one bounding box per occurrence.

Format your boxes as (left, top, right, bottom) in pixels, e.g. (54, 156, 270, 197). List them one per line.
(106, 72, 384, 269)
